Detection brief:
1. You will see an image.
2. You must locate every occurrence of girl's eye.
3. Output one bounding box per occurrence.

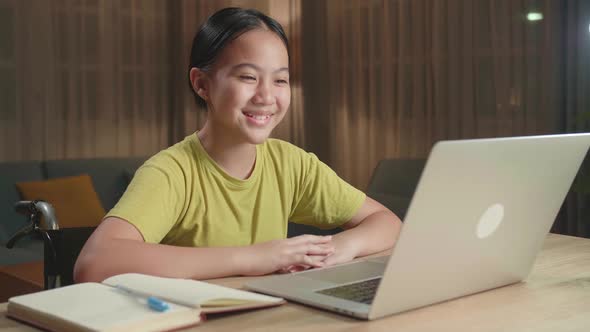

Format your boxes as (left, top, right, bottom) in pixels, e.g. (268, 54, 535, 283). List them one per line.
(240, 75, 256, 81)
(276, 79, 289, 85)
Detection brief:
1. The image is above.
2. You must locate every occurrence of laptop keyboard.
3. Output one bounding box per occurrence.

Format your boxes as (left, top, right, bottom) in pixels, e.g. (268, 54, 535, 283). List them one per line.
(316, 277, 382, 304)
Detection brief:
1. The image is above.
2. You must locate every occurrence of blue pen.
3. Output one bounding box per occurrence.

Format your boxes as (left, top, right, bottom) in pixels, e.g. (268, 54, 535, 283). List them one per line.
(115, 285, 170, 312)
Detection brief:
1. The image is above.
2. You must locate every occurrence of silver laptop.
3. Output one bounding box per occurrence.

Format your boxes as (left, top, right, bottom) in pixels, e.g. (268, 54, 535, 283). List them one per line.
(245, 133, 590, 320)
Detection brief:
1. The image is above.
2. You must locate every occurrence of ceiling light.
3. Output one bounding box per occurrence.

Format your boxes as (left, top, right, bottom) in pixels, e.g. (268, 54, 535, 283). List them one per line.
(527, 12, 543, 21)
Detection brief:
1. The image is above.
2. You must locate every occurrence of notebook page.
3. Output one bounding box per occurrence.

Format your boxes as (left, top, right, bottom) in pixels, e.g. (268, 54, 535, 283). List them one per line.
(9, 283, 195, 331)
(103, 273, 283, 307)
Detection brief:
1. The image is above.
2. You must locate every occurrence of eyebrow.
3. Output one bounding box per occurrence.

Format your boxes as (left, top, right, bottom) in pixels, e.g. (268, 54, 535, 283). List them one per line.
(232, 63, 289, 74)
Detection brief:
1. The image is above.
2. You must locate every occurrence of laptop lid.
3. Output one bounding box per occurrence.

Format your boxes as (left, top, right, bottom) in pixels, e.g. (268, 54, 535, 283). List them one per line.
(369, 133, 590, 319)
(245, 133, 590, 320)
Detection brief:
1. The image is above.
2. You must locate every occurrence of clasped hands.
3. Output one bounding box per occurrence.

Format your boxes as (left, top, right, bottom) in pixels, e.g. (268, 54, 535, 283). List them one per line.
(242, 234, 358, 276)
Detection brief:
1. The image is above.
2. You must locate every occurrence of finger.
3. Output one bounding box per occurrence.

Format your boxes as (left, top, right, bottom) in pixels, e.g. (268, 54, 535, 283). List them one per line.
(322, 253, 353, 267)
(290, 265, 311, 272)
(290, 234, 332, 245)
(285, 243, 332, 257)
(278, 263, 309, 273)
(302, 254, 325, 268)
(292, 254, 324, 268)
(322, 255, 338, 266)
(283, 264, 312, 273)
(277, 266, 295, 274)
(304, 243, 335, 256)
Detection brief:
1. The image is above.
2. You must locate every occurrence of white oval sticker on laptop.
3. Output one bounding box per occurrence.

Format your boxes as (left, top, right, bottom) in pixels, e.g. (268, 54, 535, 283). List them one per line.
(476, 203, 504, 239)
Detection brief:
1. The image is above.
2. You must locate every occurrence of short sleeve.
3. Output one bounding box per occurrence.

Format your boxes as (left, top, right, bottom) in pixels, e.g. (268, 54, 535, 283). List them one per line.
(106, 161, 186, 243)
(290, 153, 366, 229)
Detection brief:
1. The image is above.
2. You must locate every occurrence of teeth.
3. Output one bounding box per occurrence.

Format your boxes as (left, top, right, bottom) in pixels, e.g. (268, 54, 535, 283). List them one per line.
(245, 113, 270, 120)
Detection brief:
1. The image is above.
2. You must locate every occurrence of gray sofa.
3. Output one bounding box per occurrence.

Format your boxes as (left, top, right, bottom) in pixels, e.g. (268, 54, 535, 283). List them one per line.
(0, 157, 147, 266)
(1, 155, 426, 268)
(366, 159, 426, 220)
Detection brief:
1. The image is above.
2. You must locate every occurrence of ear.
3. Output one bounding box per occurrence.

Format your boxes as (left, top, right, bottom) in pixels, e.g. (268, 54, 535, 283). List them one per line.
(189, 67, 210, 101)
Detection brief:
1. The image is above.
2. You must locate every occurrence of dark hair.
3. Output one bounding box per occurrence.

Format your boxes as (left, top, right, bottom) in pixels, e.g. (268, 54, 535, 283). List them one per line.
(188, 7, 289, 109)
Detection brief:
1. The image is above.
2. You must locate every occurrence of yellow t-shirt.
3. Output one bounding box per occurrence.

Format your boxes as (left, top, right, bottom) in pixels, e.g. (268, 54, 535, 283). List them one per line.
(107, 134, 366, 247)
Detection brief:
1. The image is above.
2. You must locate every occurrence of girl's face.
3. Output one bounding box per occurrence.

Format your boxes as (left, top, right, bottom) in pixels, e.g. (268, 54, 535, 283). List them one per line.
(202, 28, 290, 145)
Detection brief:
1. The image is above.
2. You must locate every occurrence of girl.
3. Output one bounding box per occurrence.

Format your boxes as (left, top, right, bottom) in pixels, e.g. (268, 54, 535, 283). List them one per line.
(74, 7, 401, 282)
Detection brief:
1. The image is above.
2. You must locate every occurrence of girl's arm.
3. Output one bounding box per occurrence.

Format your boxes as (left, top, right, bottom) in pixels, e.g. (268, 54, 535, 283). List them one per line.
(322, 197, 402, 266)
(74, 217, 334, 282)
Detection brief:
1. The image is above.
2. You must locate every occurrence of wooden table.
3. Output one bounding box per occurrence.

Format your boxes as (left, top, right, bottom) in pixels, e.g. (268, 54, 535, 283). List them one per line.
(1, 233, 589, 331)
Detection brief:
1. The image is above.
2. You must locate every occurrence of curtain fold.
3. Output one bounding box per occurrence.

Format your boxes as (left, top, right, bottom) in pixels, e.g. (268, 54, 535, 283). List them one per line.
(0, 0, 304, 161)
(1, 0, 587, 236)
(0, 0, 172, 160)
(300, 0, 587, 237)
(560, 0, 590, 237)
(302, 0, 563, 190)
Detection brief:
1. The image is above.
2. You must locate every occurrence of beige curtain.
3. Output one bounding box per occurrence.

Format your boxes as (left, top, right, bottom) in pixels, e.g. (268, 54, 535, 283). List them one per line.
(561, 0, 590, 237)
(2, 0, 587, 236)
(0, 0, 303, 161)
(302, 0, 562, 189)
(0, 0, 172, 160)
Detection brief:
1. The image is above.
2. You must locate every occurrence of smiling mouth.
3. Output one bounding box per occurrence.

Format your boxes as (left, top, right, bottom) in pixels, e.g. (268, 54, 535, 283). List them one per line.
(243, 112, 272, 121)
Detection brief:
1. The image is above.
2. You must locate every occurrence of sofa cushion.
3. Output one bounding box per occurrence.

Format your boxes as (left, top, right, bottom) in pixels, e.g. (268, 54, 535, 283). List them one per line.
(0, 161, 45, 244)
(16, 174, 106, 228)
(44, 157, 146, 211)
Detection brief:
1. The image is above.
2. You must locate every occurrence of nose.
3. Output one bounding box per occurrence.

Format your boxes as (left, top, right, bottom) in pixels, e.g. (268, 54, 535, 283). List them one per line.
(252, 80, 274, 106)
